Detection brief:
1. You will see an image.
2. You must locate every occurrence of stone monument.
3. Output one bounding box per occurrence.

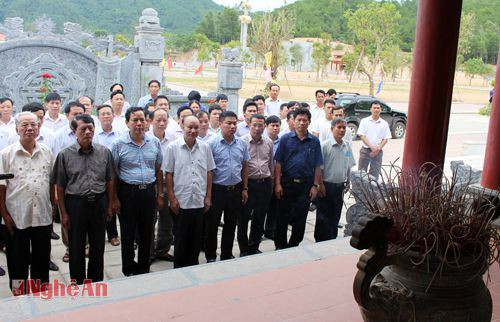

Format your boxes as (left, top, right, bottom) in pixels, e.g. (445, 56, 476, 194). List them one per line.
(217, 48, 243, 114)
(239, 1, 252, 49)
(0, 9, 164, 110)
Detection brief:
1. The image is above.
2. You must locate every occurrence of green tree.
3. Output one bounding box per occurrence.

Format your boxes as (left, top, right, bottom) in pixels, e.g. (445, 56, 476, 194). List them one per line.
(94, 29, 108, 37)
(289, 44, 304, 72)
(194, 33, 220, 75)
(164, 32, 197, 53)
(249, 9, 295, 79)
(457, 12, 476, 65)
(381, 45, 405, 82)
(196, 11, 217, 42)
(463, 57, 492, 85)
(345, 2, 401, 95)
(312, 34, 332, 80)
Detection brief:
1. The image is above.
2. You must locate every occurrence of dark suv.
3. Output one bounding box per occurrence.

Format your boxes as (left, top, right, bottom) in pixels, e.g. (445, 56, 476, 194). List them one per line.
(335, 93, 407, 139)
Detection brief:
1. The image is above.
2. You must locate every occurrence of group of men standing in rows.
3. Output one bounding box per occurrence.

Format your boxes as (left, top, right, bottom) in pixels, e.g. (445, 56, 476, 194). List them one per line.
(0, 79, 391, 295)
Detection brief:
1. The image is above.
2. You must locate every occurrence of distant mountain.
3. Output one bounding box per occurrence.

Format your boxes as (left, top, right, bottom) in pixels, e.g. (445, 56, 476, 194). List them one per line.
(0, 0, 222, 35)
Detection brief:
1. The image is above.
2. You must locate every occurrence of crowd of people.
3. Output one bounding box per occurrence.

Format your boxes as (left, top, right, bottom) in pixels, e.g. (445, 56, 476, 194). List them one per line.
(0, 80, 390, 295)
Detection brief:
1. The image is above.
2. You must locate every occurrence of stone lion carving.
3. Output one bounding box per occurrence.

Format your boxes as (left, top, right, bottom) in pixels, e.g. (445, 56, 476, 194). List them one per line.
(222, 48, 241, 62)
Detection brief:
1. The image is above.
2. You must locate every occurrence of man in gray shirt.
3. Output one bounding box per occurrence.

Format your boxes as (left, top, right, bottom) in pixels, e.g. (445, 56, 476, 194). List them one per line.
(315, 118, 355, 241)
(164, 115, 215, 268)
(53, 114, 117, 284)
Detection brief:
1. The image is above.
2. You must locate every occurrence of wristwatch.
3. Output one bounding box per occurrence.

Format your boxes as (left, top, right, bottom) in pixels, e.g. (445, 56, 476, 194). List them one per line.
(313, 183, 320, 189)
(158, 193, 164, 197)
(243, 187, 248, 191)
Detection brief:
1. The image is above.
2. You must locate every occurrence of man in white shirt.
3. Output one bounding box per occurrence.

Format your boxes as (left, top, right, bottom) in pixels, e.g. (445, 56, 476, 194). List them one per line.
(196, 110, 215, 142)
(137, 80, 161, 108)
(0, 97, 15, 136)
(357, 101, 391, 180)
(53, 102, 85, 157)
(94, 104, 122, 247)
(147, 108, 174, 261)
(0, 112, 55, 295)
(166, 106, 192, 141)
(236, 101, 257, 137)
(313, 101, 353, 145)
(164, 115, 215, 268)
(264, 83, 283, 117)
(208, 105, 222, 134)
(43, 93, 68, 132)
(79, 96, 99, 126)
(109, 90, 128, 134)
(310, 89, 326, 123)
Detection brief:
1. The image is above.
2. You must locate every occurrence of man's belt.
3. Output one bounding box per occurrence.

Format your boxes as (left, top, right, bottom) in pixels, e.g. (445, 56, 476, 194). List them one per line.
(214, 182, 242, 191)
(283, 176, 312, 184)
(121, 181, 156, 190)
(67, 193, 105, 202)
(249, 177, 271, 183)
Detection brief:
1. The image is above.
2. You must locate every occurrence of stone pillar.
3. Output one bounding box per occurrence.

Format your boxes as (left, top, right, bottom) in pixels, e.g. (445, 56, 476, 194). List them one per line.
(402, 0, 462, 177)
(217, 60, 243, 114)
(95, 57, 121, 104)
(481, 48, 500, 190)
(134, 8, 165, 96)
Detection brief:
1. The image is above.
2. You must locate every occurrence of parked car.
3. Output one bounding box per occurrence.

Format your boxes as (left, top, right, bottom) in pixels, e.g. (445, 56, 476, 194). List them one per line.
(335, 93, 407, 139)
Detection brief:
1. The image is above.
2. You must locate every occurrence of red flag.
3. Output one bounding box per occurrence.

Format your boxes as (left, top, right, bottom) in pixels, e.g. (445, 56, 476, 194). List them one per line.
(167, 56, 173, 69)
(194, 64, 203, 75)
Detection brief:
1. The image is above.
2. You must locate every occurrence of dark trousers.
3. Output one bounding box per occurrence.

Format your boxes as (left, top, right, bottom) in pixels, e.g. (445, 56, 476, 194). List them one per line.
(206, 183, 242, 260)
(118, 182, 156, 276)
(275, 177, 312, 249)
(5, 224, 51, 294)
(174, 208, 203, 268)
(106, 214, 118, 241)
(238, 178, 272, 254)
(264, 192, 279, 239)
(66, 194, 107, 285)
(359, 147, 383, 180)
(151, 194, 173, 257)
(314, 182, 344, 242)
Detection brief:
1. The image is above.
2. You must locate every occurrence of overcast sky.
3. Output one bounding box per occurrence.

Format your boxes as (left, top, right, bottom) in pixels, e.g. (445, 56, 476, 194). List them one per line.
(213, 0, 299, 12)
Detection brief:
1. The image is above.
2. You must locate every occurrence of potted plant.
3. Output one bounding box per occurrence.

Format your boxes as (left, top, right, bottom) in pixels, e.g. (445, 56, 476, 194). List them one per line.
(349, 164, 499, 322)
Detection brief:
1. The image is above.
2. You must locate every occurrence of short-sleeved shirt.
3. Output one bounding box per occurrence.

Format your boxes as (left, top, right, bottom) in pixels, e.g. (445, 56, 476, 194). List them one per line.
(235, 121, 250, 137)
(242, 134, 274, 179)
(0, 117, 15, 136)
(112, 112, 128, 134)
(43, 113, 68, 132)
(53, 142, 115, 196)
(265, 98, 283, 117)
(137, 94, 155, 108)
(310, 106, 325, 123)
(357, 116, 391, 148)
(53, 125, 76, 157)
(274, 131, 323, 178)
(0, 129, 9, 151)
(163, 138, 216, 209)
(111, 132, 163, 185)
(0, 142, 54, 229)
(94, 127, 122, 149)
(165, 121, 183, 142)
(321, 139, 355, 183)
(209, 134, 249, 186)
(317, 119, 353, 145)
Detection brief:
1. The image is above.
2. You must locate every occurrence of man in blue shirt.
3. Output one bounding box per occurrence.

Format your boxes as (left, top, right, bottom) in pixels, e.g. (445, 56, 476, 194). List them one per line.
(274, 108, 323, 249)
(111, 107, 164, 276)
(207, 111, 249, 262)
(137, 80, 161, 108)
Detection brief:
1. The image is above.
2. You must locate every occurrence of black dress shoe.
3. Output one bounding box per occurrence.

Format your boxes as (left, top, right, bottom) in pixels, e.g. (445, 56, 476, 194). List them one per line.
(156, 253, 174, 262)
(220, 255, 235, 261)
(49, 261, 59, 271)
(0, 266, 5, 276)
(207, 258, 216, 263)
(263, 232, 274, 240)
(51, 231, 60, 240)
(240, 251, 249, 257)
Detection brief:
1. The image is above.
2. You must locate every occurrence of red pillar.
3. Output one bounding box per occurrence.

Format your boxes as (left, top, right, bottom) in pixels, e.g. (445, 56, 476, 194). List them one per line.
(402, 0, 463, 175)
(481, 49, 500, 190)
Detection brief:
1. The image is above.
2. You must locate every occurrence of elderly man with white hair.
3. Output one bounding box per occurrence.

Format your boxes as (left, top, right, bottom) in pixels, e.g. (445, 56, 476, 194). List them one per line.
(0, 112, 55, 295)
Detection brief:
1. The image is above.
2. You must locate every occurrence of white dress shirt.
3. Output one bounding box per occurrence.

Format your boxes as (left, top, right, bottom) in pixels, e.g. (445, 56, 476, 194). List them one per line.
(357, 116, 391, 148)
(0, 117, 15, 136)
(0, 142, 54, 229)
(43, 113, 68, 132)
(264, 98, 283, 117)
(53, 125, 76, 156)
